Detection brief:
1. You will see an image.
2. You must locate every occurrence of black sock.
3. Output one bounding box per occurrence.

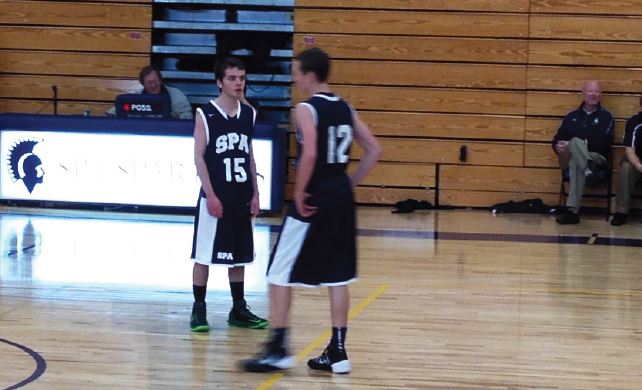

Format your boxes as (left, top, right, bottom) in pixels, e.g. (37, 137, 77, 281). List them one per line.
(331, 327, 347, 351)
(268, 328, 288, 351)
(230, 281, 245, 307)
(193, 285, 206, 303)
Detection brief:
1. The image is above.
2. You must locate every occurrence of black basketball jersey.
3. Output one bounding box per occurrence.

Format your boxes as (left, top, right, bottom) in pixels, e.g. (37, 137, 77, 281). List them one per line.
(196, 100, 256, 205)
(298, 92, 354, 192)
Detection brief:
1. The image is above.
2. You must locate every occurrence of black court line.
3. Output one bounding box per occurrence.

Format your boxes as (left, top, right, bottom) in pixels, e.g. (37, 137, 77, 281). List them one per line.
(594, 236, 642, 247)
(3, 216, 638, 252)
(260, 224, 642, 248)
(0, 338, 46, 390)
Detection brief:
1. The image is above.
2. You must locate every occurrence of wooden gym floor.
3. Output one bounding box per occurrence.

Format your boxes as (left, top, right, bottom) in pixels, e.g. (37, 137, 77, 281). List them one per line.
(1, 206, 641, 389)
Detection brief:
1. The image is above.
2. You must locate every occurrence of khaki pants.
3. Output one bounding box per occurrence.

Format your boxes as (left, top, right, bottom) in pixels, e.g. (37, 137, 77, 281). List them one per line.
(615, 157, 642, 214)
(559, 137, 607, 213)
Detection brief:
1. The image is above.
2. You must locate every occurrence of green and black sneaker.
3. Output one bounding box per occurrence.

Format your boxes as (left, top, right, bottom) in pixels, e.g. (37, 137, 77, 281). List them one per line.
(228, 301, 268, 329)
(190, 301, 210, 332)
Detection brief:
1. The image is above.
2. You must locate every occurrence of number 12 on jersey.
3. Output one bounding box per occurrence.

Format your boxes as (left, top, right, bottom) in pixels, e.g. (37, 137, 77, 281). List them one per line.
(327, 125, 353, 164)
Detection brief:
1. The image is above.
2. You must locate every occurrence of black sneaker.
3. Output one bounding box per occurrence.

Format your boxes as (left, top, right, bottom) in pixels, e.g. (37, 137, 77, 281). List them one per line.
(307, 345, 351, 374)
(556, 210, 580, 225)
(228, 301, 268, 329)
(190, 301, 209, 332)
(610, 213, 627, 226)
(242, 346, 294, 372)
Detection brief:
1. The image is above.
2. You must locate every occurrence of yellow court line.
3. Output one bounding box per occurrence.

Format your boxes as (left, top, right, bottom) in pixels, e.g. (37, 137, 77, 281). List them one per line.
(550, 287, 642, 297)
(256, 374, 285, 390)
(256, 283, 390, 390)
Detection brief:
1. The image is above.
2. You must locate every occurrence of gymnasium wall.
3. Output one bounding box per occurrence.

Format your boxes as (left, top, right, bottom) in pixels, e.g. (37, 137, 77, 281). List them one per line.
(292, 0, 642, 208)
(3, 1, 642, 209)
(0, 0, 151, 116)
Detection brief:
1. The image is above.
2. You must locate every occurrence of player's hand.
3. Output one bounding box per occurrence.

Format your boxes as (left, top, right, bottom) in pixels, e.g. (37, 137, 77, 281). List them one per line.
(294, 191, 317, 217)
(555, 140, 569, 154)
(249, 193, 260, 217)
(206, 196, 223, 218)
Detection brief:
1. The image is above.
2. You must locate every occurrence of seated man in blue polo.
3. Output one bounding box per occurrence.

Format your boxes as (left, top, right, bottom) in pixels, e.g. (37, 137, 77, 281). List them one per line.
(552, 80, 614, 224)
(107, 65, 193, 119)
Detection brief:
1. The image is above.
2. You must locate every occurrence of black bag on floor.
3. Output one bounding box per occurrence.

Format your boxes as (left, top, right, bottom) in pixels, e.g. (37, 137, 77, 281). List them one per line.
(489, 198, 553, 214)
(392, 199, 433, 214)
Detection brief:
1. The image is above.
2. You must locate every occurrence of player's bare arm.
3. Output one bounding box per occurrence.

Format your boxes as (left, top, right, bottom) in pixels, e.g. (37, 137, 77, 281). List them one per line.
(194, 113, 223, 218)
(293, 103, 318, 217)
(249, 145, 260, 216)
(349, 112, 380, 188)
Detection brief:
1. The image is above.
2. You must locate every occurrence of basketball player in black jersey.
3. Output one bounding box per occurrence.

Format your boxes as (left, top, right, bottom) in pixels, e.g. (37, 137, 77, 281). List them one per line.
(243, 48, 380, 373)
(189, 57, 268, 332)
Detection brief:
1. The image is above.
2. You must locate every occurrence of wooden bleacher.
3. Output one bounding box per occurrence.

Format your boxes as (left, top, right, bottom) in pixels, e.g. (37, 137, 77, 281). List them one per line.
(0, 0, 151, 115)
(291, 0, 642, 208)
(3, 0, 642, 209)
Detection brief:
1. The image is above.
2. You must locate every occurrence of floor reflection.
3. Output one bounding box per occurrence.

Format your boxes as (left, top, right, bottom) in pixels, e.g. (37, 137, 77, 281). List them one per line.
(0, 212, 271, 292)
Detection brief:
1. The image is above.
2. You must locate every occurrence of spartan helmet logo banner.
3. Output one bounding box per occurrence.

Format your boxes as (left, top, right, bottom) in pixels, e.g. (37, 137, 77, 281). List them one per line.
(7, 139, 45, 194)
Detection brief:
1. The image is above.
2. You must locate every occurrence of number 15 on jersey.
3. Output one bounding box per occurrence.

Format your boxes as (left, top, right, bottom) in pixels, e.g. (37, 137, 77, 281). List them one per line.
(223, 157, 247, 182)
